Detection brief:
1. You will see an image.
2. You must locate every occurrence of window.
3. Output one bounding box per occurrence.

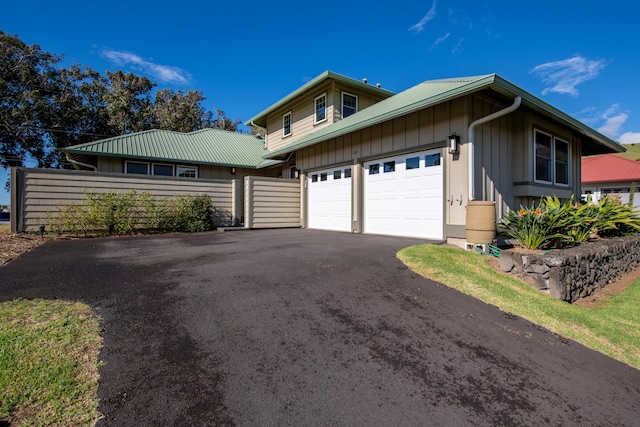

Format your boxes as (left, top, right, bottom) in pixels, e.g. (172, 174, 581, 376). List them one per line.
(369, 164, 380, 175)
(153, 164, 174, 177)
(177, 165, 197, 178)
(314, 94, 326, 124)
(311, 174, 318, 183)
(425, 153, 441, 167)
(283, 112, 292, 137)
(320, 172, 327, 181)
(125, 161, 149, 175)
(334, 170, 341, 180)
(384, 161, 395, 173)
(534, 130, 569, 185)
(406, 156, 420, 170)
(344, 168, 352, 178)
(342, 93, 358, 118)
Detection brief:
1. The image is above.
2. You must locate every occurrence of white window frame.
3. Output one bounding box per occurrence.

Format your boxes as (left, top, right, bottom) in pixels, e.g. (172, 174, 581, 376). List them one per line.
(533, 129, 570, 186)
(125, 160, 149, 175)
(152, 163, 175, 177)
(314, 93, 327, 125)
(177, 165, 198, 178)
(341, 92, 358, 118)
(283, 111, 292, 138)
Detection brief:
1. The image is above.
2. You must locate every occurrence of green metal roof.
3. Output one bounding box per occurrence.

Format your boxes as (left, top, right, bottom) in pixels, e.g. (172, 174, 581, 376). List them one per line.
(63, 128, 281, 169)
(245, 70, 395, 128)
(265, 73, 624, 159)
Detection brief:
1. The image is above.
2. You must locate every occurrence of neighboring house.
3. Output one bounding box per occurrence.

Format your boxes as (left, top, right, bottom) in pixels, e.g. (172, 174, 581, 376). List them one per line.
(63, 71, 625, 243)
(582, 154, 640, 207)
(63, 128, 283, 180)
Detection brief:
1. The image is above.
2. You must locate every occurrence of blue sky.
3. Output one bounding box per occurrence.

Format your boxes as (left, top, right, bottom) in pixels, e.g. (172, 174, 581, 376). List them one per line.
(1, 0, 639, 205)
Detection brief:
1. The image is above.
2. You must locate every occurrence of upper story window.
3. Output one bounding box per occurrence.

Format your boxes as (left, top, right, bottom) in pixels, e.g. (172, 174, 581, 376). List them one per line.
(314, 94, 326, 124)
(534, 129, 569, 186)
(283, 111, 292, 137)
(342, 92, 358, 118)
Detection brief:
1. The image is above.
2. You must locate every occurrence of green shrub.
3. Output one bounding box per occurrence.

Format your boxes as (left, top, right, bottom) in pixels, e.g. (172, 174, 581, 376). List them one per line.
(46, 191, 214, 236)
(497, 195, 640, 249)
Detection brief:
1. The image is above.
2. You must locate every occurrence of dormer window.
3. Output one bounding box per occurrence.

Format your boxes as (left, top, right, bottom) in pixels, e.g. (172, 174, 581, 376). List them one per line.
(342, 92, 358, 118)
(314, 94, 327, 124)
(283, 112, 292, 137)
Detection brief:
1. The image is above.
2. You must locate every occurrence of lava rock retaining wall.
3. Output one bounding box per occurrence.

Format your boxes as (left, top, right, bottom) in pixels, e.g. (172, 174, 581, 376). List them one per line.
(499, 235, 640, 303)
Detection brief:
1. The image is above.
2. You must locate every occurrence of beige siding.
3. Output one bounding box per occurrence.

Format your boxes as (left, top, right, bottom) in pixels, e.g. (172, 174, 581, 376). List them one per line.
(295, 91, 585, 239)
(244, 177, 301, 228)
(265, 80, 390, 152)
(13, 168, 237, 232)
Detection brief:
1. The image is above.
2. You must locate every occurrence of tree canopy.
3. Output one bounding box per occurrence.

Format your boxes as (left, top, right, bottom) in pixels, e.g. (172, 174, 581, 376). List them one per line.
(0, 30, 241, 170)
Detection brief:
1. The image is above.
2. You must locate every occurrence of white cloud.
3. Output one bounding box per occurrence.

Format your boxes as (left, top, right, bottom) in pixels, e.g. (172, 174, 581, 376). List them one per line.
(451, 37, 464, 54)
(429, 32, 450, 50)
(619, 132, 640, 145)
(409, 0, 437, 34)
(100, 49, 191, 85)
(530, 55, 606, 96)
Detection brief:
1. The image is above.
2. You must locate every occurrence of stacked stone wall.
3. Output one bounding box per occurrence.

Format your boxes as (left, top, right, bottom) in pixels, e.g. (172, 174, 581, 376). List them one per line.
(499, 235, 640, 303)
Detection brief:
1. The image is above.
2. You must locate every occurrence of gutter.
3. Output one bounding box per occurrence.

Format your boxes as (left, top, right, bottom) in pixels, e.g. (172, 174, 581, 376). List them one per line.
(250, 121, 268, 149)
(65, 153, 97, 171)
(467, 96, 521, 201)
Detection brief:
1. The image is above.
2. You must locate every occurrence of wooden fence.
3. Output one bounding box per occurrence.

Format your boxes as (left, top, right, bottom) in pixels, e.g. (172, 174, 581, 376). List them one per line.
(244, 176, 301, 229)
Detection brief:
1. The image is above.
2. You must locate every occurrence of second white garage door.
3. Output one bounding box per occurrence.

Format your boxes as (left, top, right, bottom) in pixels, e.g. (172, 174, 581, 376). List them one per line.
(307, 166, 352, 232)
(364, 149, 443, 239)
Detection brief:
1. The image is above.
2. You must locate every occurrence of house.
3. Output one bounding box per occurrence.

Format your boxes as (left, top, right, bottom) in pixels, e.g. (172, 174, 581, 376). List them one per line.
(582, 154, 640, 207)
(62, 71, 625, 244)
(62, 128, 283, 180)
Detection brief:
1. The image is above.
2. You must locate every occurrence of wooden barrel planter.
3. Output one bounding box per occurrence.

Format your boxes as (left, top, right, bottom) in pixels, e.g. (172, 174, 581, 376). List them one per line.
(465, 201, 496, 244)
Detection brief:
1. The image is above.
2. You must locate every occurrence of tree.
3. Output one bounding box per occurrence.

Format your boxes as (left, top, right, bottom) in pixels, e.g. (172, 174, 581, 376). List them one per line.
(103, 70, 154, 135)
(211, 109, 241, 132)
(152, 89, 214, 132)
(0, 30, 62, 168)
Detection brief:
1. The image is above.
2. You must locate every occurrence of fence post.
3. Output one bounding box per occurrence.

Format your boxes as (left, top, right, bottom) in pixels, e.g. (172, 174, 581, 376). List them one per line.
(244, 176, 253, 229)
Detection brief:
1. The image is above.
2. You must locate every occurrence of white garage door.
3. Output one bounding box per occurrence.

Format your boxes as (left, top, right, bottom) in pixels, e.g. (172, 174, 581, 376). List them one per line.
(307, 166, 352, 232)
(364, 149, 443, 239)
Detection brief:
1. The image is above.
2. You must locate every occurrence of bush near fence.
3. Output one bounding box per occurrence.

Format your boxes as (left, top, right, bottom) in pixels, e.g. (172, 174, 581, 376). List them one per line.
(46, 190, 214, 236)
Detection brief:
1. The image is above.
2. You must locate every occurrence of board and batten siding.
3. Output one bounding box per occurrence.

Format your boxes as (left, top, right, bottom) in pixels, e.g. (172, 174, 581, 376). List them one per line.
(11, 167, 239, 232)
(295, 91, 585, 239)
(244, 176, 301, 229)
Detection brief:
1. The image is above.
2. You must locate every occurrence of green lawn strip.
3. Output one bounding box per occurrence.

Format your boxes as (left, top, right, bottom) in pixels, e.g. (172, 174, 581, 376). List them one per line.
(397, 244, 640, 370)
(0, 224, 10, 231)
(0, 299, 102, 426)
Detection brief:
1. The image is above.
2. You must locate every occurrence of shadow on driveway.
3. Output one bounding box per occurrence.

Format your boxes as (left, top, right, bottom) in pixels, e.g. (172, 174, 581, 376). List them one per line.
(2, 229, 639, 426)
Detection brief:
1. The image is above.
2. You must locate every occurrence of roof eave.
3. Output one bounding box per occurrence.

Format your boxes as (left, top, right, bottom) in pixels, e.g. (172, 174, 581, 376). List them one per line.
(244, 70, 395, 127)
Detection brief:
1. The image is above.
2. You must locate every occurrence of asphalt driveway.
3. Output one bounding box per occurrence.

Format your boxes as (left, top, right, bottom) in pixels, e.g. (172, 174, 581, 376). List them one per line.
(1, 229, 639, 426)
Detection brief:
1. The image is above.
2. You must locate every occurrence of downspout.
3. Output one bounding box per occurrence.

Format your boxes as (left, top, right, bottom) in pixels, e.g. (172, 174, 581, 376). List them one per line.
(250, 121, 268, 149)
(65, 153, 97, 171)
(467, 96, 521, 201)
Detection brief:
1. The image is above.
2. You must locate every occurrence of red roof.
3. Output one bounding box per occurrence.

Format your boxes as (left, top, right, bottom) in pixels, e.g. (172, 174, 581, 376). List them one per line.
(582, 154, 640, 184)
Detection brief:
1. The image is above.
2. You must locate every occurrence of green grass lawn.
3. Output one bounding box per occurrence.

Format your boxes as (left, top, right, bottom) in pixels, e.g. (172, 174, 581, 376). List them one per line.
(611, 143, 640, 161)
(0, 224, 10, 231)
(0, 299, 102, 426)
(398, 244, 640, 370)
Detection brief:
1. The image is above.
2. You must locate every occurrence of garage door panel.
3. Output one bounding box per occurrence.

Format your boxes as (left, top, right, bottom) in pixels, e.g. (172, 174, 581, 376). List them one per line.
(364, 149, 443, 240)
(308, 167, 352, 232)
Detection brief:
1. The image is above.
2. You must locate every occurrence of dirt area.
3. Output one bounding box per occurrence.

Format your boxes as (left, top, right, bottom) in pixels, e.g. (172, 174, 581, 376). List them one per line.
(0, 230, 51, 267)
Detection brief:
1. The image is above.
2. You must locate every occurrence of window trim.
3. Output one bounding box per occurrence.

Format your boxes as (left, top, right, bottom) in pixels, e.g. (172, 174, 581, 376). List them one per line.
(341, 92, 358, 118)
(282, 111, 292, 138)
(125, 160, 149, 175)
(533, 129, 570, 187)
(152, 163, 175, 177)
(177, 165, 198, 178)
(314, 93, 327, 125)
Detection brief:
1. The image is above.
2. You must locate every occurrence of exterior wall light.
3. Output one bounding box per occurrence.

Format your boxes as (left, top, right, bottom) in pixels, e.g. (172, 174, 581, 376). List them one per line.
(230, 167, 237, 175)
(449, 134, 460, 154)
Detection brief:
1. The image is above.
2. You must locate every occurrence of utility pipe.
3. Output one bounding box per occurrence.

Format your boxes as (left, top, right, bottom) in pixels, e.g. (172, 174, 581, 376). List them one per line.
(467, 96, 521, 201)
(65, 153, 97, 171)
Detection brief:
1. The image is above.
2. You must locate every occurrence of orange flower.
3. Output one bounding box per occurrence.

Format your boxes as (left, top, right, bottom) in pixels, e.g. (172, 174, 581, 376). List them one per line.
(534, 208, 542, 215)
(518, 209, 527, 216)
